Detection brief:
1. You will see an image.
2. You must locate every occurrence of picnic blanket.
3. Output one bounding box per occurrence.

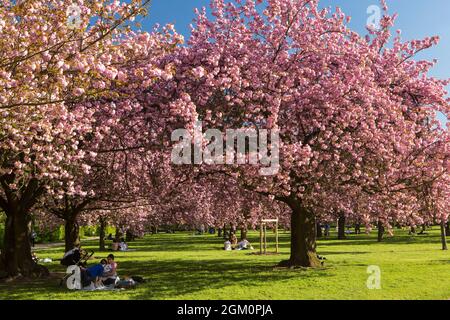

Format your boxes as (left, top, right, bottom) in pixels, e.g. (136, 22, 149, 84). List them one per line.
(81, 283, 123, 291)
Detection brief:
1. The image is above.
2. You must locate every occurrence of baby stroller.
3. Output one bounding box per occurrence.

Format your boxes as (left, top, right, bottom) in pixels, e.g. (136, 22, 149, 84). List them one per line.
(60, 248, 94, 268)
(60, 248, 94, 287)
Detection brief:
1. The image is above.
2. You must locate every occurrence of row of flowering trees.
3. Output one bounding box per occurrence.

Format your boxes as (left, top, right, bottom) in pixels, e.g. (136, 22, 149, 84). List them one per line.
(0, 0, 448, 278)
(0, 0, 188, 277)
(161, 0, 449, 267)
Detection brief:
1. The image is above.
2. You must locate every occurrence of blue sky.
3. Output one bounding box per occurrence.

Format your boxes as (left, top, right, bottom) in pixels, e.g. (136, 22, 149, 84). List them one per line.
(141, 0, 449, 123)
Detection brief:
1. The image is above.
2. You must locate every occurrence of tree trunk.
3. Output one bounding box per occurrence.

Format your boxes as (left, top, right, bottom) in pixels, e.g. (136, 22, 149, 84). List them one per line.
(99, 217, 106, 251)
(240, 227, 247, 241)
(0, 206, 41, 277)
(316, 222, 323, 238)
(222, 224, 228, 239)
(115, 226, 123, 242)
(338, 215, 346, 240)
(377, 221, 384, 242)
(445, 222, 449, 237)
(126, 230, 134, 242)
(440, 221, 448, 251)
(418, 224, 426, 235)
(0, 179, 48, 278)
(279, 199, 321, 268)
(64, 217, 80, 253)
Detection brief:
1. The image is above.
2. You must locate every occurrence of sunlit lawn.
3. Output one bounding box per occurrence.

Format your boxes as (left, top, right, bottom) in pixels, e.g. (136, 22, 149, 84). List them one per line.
(0, 228, 449, 300)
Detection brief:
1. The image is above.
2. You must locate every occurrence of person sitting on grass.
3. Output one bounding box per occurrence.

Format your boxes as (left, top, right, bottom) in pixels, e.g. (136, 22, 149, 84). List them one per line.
(119, 238, 128, 251)
(111, 240, 119, 251)
(102, 254, 118, 286)
(229, 233, 238, 250)
(224, 240, 232, 251)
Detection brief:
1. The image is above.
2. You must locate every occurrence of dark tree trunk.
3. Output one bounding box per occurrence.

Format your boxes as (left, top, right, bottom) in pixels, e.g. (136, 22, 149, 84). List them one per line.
(440, 221, 448, 251)
(1, 207, 33, 277)
(218, 228, 223, 237)
(0, 205, 48, 278)
(99, 217, 106, 251)
(115, 226, 123, 242)
(125, 230, 134, 242)
(446, 222, 450, 237)
(316, 222, 323, 238)
(240, 227, 247, 241)
(418, 224, 426, 235)
(0, 179, 48, 278)
(222, 224, 228, 239)
(279, 198, 321, 268)
(338, 215, 346, 240)
(64, 217, 80, 253)
(377, 221, 384, 242)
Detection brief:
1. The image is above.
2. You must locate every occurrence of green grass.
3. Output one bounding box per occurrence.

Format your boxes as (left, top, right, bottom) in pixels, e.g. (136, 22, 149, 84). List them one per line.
(1, 228, 449, 300)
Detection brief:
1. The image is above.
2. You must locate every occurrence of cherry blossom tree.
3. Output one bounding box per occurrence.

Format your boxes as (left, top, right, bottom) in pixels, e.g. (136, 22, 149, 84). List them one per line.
(165, 0, 449, 267)
(0, 0, 182, 277)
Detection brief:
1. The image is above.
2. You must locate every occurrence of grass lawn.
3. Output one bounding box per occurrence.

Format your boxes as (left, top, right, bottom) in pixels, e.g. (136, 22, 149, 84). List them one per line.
(0, 228, 449, 300)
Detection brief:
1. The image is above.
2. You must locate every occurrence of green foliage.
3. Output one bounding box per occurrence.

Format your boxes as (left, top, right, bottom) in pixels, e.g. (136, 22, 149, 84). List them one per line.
(80, 225, 115, 238)
(37, 226, 64, 243)
(32, 224, 117, 244)
(1, 228, 449, 300)
(105, 226, 116, 237)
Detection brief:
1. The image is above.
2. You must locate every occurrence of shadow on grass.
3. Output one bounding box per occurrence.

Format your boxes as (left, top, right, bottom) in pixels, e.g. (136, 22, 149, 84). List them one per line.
(317, 234, 443, 247)
(123, 258, 333, 299)
(4, 230, 444, 300)
(0, 274, 68, 299)
(0, 258, 334, 300)
(318, 251, 370, 256)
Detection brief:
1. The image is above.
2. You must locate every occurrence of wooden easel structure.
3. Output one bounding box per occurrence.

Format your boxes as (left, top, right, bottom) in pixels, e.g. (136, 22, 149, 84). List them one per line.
(259, 218, 279, 254)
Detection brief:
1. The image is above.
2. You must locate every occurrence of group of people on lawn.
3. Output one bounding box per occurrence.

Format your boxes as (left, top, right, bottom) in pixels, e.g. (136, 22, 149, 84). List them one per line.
(106, 234, 129, 252)
(62, 244, 138, 290)
(81, 253, 118, 288)
(224, 233, 254, 251)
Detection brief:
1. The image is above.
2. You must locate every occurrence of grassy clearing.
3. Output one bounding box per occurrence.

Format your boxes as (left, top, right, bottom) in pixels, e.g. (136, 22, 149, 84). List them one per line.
(0, 228, 449, 300)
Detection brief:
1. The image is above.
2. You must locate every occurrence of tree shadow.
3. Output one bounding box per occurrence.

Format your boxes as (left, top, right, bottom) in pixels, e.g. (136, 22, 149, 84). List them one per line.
(317, 235, 443, 247)
(121, 258, 334, 300)
(318, 251, 370, 256)
(0, 257, 335, 300)
(0, 273, 68, 299)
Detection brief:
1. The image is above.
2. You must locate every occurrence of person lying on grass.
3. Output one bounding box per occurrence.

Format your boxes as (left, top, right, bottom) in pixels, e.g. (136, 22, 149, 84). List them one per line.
(80, 259, 107, 288)
(236, 239, 254, 251)
(118, 238, 128, 251)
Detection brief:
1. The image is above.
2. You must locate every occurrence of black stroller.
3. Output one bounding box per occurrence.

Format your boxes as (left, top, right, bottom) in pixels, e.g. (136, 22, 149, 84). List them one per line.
(60, 248, 94, 287)
(60, 248, 94, 268)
